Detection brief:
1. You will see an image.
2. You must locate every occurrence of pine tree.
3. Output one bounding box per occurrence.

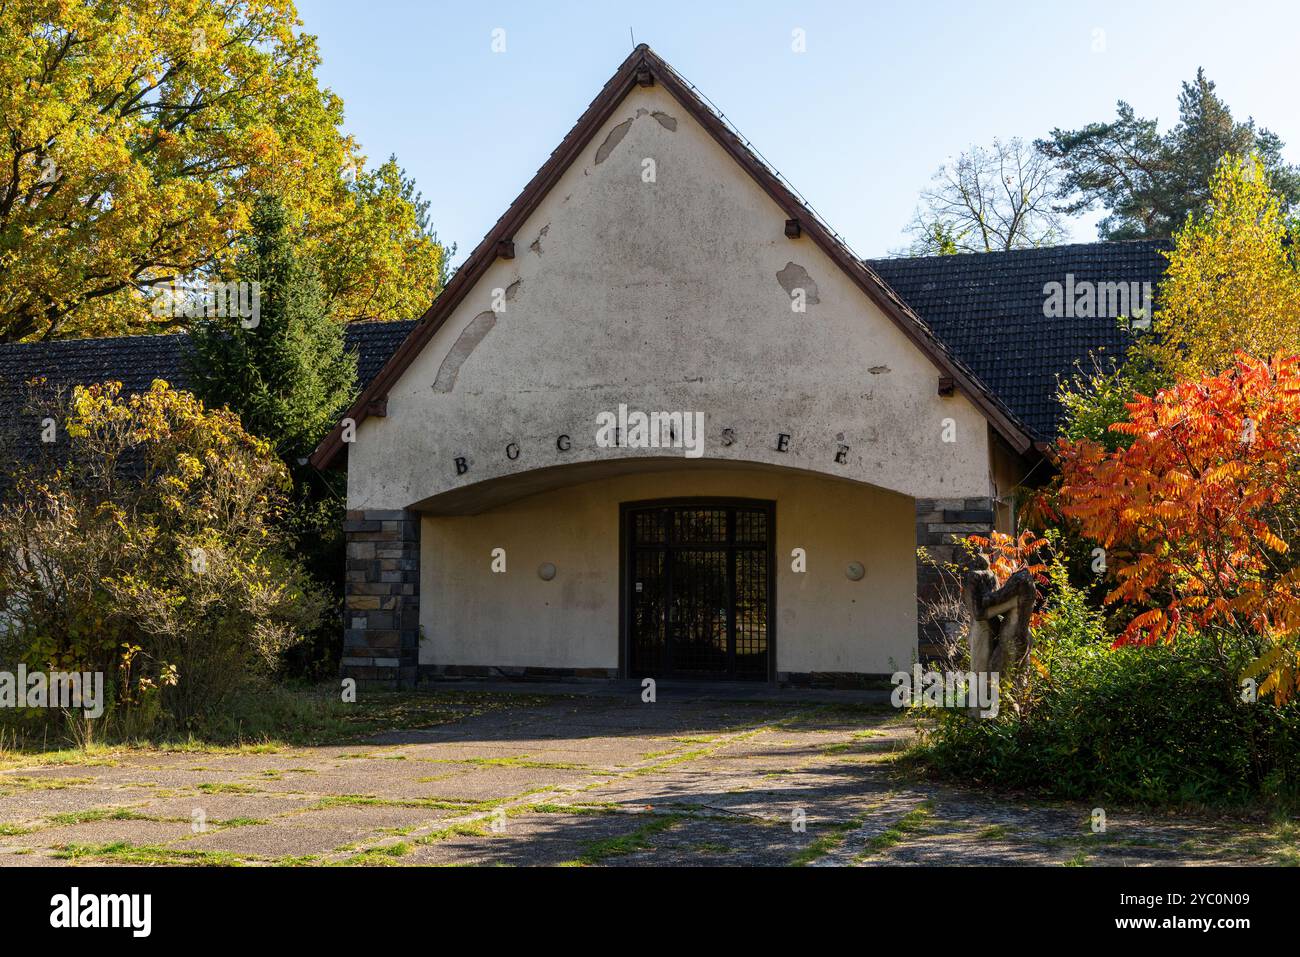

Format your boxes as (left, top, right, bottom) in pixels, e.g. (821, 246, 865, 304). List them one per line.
(189, 196, 357, 466)
(1038, 69, 1300, 240)
(188, 195, 359, 679)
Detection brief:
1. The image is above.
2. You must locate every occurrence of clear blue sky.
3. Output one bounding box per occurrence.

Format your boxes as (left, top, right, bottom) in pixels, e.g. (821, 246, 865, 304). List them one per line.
(298, 0, 1298, 261)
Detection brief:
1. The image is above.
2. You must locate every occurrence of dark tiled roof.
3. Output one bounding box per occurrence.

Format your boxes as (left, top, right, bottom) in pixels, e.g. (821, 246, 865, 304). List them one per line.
(0, 320, 418, 468)
(348, 320, 418, 388)
(868, 240, 1169, 440)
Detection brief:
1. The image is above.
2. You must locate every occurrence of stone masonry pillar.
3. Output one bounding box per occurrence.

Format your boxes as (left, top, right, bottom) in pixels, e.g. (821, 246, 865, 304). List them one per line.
(915, 496, 995, 661)
(341, 509, 420, 688)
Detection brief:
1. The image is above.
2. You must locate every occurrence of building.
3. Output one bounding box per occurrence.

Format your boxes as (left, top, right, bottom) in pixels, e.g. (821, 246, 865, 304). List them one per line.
(0, 46, 1166, 689)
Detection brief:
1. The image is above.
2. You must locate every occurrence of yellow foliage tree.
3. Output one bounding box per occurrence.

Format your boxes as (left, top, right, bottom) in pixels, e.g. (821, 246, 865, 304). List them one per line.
(0, 0, 445, 341)
(1151, 154, 1300, 376)
(0, 380, 324, 728)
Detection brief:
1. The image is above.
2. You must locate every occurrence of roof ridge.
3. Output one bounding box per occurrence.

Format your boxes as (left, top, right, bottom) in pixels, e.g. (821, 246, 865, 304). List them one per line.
(0, 329, 189, 354)
(865, 238, 1171, 266)
(0, 318, 418, 355)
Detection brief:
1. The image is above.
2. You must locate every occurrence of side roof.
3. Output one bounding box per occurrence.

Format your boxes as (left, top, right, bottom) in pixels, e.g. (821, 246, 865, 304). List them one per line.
(307, 43, 1038, 469)
(0, 321, 416, 468)
(869, 241, 1169, 439)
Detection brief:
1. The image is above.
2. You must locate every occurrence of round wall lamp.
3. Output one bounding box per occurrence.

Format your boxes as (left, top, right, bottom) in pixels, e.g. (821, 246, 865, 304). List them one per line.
(845, 561, 865, 581)
(538, 562, 557, 581)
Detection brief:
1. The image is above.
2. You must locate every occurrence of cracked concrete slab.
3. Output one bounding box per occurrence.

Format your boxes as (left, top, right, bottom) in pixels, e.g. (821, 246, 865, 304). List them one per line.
(1, 689, 1289, 866)
(41, 817, 196, 843)
(404, 811, 644, 867)
(0, 787, 158, 821)
(173, 823, 358, 859)
(134, 793, 318, 822)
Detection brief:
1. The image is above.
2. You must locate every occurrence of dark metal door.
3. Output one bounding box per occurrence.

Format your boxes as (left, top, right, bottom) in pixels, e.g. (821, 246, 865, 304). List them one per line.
(625, 501, 772, 680)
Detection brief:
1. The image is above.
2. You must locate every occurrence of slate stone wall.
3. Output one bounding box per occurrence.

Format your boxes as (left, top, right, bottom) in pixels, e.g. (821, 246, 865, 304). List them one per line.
(341, 509, 420, 688)
(915, 497, 995, 660)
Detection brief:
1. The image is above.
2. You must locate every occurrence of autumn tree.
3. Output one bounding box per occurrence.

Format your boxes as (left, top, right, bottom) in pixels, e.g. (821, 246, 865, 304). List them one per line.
(1056, 153, 1300, 446)
(967, 530, 1050, 590)
(1149, 154, 1300, 377)
(905, 138, 1067, 255)
(1054, 354, 1300, 701)
(1055, 348, 1168, 451)
(314, 156, 453, 322)
(1038, 69, 1300, 240)
(0, 381, 324, 728)
(0, 0, 446, 341)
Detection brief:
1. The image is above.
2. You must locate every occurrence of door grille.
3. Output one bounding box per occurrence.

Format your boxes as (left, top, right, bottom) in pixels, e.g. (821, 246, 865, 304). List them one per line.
(626, 501, 772, 680)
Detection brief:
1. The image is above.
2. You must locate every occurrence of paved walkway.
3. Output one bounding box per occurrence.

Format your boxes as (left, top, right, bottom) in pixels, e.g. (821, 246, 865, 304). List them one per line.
(0, 688, 1286, 866)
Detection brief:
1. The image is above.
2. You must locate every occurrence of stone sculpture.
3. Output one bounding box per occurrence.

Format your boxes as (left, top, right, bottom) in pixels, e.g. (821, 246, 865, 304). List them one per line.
(962, 552, 1036, 678)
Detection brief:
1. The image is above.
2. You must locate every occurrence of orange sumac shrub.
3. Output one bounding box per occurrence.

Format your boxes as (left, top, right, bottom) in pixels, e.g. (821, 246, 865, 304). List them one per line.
(1055, 353, 1300, 700)
(967, 530, 1049, 587)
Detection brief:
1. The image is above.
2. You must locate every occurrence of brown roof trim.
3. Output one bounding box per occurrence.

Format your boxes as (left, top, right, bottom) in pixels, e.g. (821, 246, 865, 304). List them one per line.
(311, 45, 1035, 469)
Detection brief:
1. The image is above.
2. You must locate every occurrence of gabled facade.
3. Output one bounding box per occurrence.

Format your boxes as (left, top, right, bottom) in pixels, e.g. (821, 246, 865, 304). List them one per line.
(315, 46, 1043, 687)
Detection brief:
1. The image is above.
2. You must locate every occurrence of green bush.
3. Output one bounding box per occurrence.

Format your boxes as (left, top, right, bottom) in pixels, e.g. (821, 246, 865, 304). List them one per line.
(910, 567, 1300, 808)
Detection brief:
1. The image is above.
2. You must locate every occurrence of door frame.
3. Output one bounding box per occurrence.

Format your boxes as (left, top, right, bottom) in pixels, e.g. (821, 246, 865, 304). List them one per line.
(618, 496, 777, 683)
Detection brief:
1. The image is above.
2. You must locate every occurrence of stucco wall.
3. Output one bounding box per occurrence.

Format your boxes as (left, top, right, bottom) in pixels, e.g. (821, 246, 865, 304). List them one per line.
(990, 436, 1028, 533)
(347, 80, 996, 513)
(420, 467, 917, 676)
